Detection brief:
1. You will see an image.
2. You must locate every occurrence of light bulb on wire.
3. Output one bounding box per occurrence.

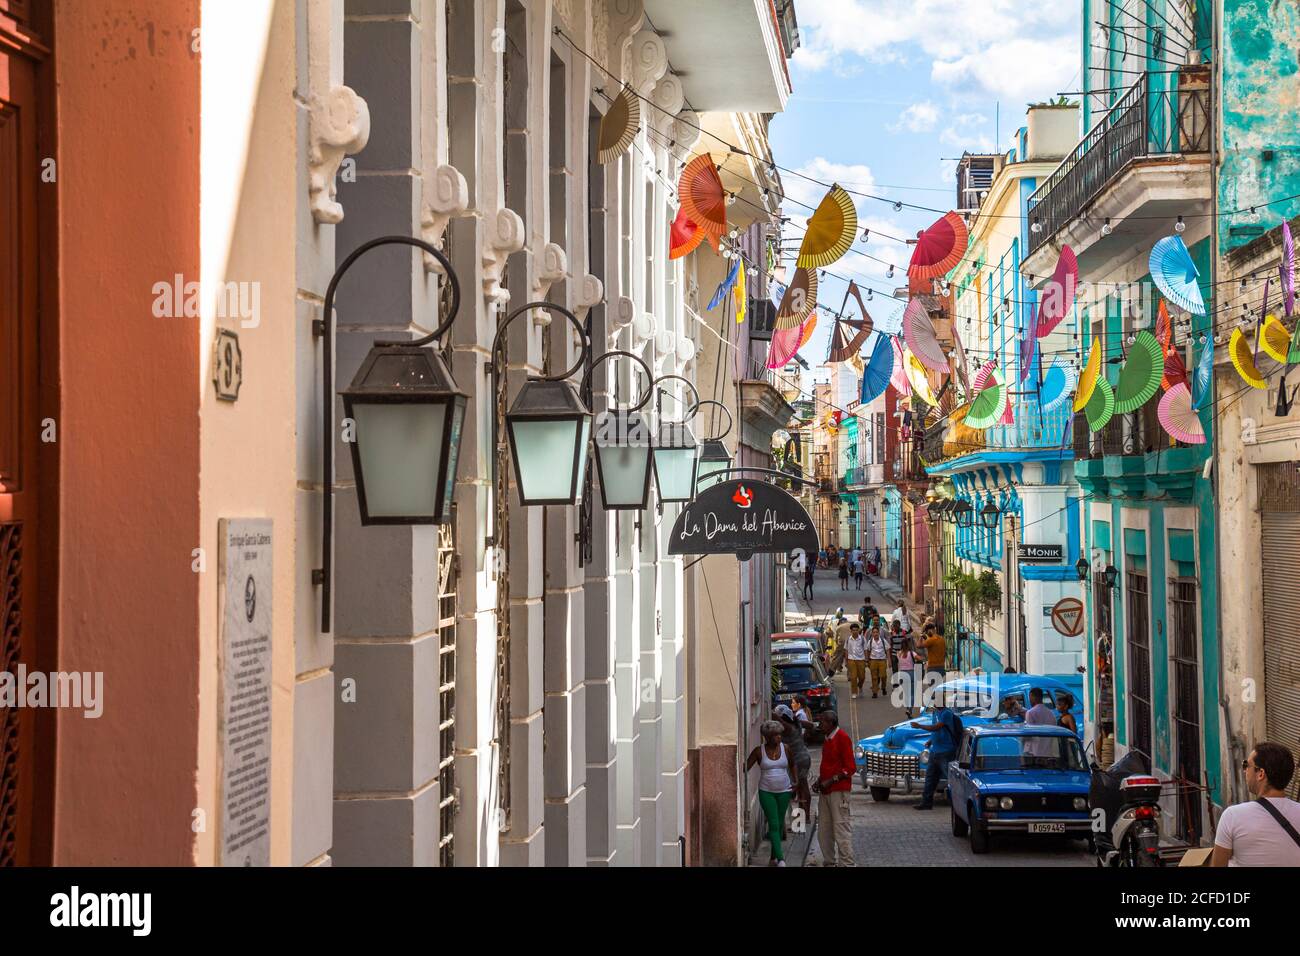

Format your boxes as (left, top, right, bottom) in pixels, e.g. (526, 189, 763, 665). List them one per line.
(893, 201, 903, 211)
(1175, 215, 1186, 234)
(887, 264, 895, 279)
(860, 228, 870, 243)
(1101, 218, 1113, 237)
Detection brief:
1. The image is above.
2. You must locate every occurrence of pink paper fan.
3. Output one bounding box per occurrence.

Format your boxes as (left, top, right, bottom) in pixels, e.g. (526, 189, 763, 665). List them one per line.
(766, 324, 803, 369)
(972, 360, 997, 393)
(1157, 381, 1206, 445)
(1000, 374, 1015, 425)
(1036, 246, 1078, 337)
(890, 336, 911, 395)
(903, 298, 950, 372)
(1284, 222, 1295, 317)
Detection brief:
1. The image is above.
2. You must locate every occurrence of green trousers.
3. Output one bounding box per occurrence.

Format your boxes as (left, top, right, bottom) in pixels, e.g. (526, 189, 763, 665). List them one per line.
(758, 789, 794, 861)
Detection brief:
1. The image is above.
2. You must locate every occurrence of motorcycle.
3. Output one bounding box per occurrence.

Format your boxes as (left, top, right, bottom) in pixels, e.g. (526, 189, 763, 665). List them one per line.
(1088, 750, 1165, 867)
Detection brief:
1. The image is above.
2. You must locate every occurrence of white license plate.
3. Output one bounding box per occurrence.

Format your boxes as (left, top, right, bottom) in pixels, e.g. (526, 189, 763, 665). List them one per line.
(1028, 822, 1066, 834)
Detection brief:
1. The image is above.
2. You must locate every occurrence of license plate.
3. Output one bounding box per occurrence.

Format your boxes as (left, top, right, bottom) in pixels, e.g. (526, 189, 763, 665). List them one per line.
(1028, 822, 1066, 834)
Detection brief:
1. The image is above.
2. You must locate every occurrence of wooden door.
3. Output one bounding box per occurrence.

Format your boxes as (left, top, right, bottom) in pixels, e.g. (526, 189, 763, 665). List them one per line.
(0, 0, 54, 867)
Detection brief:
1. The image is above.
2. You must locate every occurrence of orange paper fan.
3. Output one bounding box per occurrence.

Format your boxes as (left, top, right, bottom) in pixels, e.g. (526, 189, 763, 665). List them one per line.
(679, 154, 728, 243)
(909, 211, 969, 281)
(669, 208, 705, 260)
(797, 184, 857, 269)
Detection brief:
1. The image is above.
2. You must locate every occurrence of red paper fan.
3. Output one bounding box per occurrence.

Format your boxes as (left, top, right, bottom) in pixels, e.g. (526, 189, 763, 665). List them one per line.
(909, 211, 968, 281)
(669, 208, 705, 260)
(1155, 300, 1172, 348)
(679, 154, 727, 243)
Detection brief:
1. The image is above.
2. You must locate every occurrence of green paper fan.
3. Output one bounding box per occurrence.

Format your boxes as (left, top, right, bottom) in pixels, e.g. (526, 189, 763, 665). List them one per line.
(1290, 316, 1300, 364)
(1114, 330, 1165, 413)
(1085, 377, 1116, 432)
(964, 375, 1005, 430)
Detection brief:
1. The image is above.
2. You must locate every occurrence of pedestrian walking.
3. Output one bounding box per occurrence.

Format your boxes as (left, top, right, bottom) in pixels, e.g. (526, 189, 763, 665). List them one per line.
(844, 623, 867, 699)
(887, 619, 907, 671)
(1023, 687, 1057, 758)
(893, 635, 924, 717)
(1212, 742, 1300, 866)
(852, 556, 864, 590)
(917, 623, 947, 689)
(866, 625, 890, 698)
(775, 704, 813, 816)
(1055, 692, 1078, 735)
(869, 545, 881, 575)
(745, 720, 800, 866)
(838, 555, 849, 591)
(811, 711, 856, 866)
(803, 562, 815, 600)
(909, 703, 961, 811)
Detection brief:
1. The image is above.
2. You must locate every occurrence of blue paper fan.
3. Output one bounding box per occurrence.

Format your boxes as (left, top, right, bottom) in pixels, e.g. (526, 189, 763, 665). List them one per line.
(1191, 336, 1214, 411)
(708, 257, 740, 311)
(1150, 235, 1207, 316)
(1039, 357, 1078, 412)
(860, 335, 895, 405)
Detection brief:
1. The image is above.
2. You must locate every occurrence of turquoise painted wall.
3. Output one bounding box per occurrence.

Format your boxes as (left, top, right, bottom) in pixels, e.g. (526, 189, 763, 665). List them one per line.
(1219, 0, 1300, 251)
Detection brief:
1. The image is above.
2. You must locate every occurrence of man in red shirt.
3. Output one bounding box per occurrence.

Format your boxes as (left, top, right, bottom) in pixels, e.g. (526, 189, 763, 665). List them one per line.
(812, 711, 856, 866)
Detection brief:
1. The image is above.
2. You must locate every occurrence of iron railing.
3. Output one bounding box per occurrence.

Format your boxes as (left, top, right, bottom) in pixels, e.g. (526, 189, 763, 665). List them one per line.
(1028, 70, 1211, 255)
(1075, 404, 1189, 460)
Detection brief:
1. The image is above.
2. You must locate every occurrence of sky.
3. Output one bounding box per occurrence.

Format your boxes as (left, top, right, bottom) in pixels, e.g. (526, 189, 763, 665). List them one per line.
(769, 0, 1083, 382)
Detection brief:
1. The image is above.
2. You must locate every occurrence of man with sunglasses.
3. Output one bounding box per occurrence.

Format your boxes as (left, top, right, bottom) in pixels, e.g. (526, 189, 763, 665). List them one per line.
(1211, 742, 1300, 866)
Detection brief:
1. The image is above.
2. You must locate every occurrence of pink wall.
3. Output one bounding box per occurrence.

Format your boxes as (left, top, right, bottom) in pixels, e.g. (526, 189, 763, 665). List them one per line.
(53, 0, 201, 865)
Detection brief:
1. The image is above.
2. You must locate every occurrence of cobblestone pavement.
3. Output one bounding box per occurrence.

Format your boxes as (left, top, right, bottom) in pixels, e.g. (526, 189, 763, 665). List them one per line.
(753, 568, 1091, 867)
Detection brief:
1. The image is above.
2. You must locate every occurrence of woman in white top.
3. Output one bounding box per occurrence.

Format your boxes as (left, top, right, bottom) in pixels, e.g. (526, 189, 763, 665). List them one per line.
(746, 720, 799, 866)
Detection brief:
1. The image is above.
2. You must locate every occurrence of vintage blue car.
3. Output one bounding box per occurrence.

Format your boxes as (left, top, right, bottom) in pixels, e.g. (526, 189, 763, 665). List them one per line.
(947, 724, 1092, 854)
(855, 673, 1084, 801)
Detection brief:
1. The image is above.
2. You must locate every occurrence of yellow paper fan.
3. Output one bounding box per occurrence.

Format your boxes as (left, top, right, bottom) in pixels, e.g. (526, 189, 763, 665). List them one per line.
(905, 349, 939, 406)
(1261, 314, 1290, 363)
(734, 260, 747, 324)
(597, 87, 640, 164)
(1074, 336, 1103, 412)
(1229, 328, 1266, 388)
(796, 184, 857, 269)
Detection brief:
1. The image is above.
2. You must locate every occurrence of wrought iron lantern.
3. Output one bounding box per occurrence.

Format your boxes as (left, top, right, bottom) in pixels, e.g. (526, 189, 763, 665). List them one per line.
(651, 374, 700, 504)
(952, 499, 974, 528)
(693, 400, 735, 494)
(979, 500, 1001, 529)
(584, 350, 654, 510)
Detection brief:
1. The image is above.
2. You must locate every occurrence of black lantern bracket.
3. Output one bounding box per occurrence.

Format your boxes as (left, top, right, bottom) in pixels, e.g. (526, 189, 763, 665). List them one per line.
(650, 373, 701, 517)
(693, 399, 734, 443)
(314, 235, 462, 633)
(484, 300, 592, 553)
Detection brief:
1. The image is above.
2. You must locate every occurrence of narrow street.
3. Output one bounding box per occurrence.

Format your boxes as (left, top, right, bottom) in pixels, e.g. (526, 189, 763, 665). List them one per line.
(753, 567, 1091, 867)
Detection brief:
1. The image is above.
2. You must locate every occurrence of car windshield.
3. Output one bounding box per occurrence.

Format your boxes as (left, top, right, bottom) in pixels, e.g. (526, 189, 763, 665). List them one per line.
(973, 735, 1085, 771)
(778, 664, 822, 686)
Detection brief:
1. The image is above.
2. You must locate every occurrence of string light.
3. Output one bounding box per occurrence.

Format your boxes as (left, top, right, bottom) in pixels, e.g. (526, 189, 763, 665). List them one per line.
(893, 201, 903, 211)
(1175, 214, 1186, 234)
(1101, 217, 1113, 236)
(860, 227, 871, 243)
(886, 264, 895, 278)
(1031, 217, 1043, 234)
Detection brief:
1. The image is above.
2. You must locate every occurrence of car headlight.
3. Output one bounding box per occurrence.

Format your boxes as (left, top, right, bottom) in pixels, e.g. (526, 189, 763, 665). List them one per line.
(918, 749, 930, 765)
(983, 796, 998, 809)
(999, 797, 1014, 810)
(854, 747, 864, 760)
(1074, 797, 1088, 810)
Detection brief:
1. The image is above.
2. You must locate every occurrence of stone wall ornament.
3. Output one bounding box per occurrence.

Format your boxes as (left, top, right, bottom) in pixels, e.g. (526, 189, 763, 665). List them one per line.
(530, 242, 569, 322)
(482, 207, 526, 304)
(609, 295, 636, 345)
(420, 163, 471, 274)
(630, 28, 668, 97)
(308, 85, 371, 224)
(650, 74, 685, 140)
(575, 274, 605, 323)
(632, 311, 657, 348)
(670, 108, 703, 162)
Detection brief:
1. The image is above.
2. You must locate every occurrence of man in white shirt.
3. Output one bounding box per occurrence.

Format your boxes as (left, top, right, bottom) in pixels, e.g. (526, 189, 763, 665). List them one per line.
(1022, 687, 1058, 759)
(844, 624, 867, 699)
(1213, 742, 1300, 866)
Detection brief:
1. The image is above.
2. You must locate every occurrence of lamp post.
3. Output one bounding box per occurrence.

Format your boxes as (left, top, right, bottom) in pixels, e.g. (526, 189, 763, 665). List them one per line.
(651, 374, 700, 504)
(582, 349, 654, 510)
(317, 235, 465, 632)
(693, 399, 735, 494)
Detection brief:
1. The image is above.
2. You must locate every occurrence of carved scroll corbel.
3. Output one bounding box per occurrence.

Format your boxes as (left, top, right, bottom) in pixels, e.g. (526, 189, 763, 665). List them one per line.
(482, 207, 526, 305)
(574, 274, 605, 323)
(609, 295, 635, 347)
(308, 85, 371, 224)
(420, 164, 471, 274)
(530, 242, 569, 324)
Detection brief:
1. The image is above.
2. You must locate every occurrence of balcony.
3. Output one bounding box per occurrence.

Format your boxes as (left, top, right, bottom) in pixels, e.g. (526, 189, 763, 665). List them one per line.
(1024, 67, 1210, 278)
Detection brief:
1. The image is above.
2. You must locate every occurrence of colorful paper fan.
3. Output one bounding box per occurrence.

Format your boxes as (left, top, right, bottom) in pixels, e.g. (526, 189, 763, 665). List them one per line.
(1019, 326, 1037, 383)
(1036, 246, 1079, 337)
(1158, 382, 1206, 445)
(1074, 337, 1103, 412)
(678, 154, 727, 245)
(860, 336, 894, 405)
(1040, 357, 1078, 413)
(1284, 222, 1296, 317)
(972, 359, 997, 393)
(798, 314, 818, 347)
(597, 87, 640, 164)
(827, 317, 872, 362)
(734, 261, 747, 323)
(1161, 340, 1187, 391)
(903, 297, 949, 372)
(669, 208, 705, 260)
(964, 374, 1005, 429)
(1155, 300, 1172, 347)
(904, 349, 939, 406)
(951, 325, 970, 395)
(766, 325, 803, 369)
(1085, 377, 1116, 432)
(890, 336, 912, 396)
(1229, 327, 1267, 389)
(1150, 235, 1206, 316)
(775, 267, 818, 328)
(1000, 372, 1015, 425)
(909, 211, 969, 281)
(707, 256, 740, 311)
(1114, 330, 1165, 413)
(1260, 314, 1290, 362)
(1191, 337, 1214, 411)
(797, 184, 857, 269)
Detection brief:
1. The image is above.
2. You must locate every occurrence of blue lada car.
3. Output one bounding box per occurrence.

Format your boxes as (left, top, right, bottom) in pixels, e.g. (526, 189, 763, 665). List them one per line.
(855, 673, 1083, 802)
(947, 724, 1092, 854)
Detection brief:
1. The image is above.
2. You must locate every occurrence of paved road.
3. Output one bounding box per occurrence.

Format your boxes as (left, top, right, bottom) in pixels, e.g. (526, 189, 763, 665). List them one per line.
(753, 568, 1091, 867)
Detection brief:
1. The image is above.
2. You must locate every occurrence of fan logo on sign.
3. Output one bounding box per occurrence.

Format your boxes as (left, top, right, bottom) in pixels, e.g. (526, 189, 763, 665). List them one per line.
(732, 484, 753, 509)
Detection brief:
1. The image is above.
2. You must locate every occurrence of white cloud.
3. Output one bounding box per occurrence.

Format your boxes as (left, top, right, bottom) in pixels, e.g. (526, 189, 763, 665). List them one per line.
(889, 101, 939, 133)
(931, 35, 1078, 103)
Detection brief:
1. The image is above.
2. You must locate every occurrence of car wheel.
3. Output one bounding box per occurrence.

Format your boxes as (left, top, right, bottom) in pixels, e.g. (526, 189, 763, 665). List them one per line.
(950, 804, 968, 837)
(970, 814, 991, 854)
(869, 786, 891, 802)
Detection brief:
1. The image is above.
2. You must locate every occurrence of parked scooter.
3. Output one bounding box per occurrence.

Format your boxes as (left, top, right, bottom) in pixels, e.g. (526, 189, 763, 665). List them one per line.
(1088, 750, 1165, 867)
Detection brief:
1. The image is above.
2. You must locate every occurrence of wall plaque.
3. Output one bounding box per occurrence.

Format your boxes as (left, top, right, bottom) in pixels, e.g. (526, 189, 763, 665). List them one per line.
(1017, 543, 1063, 562)
(218, 517, 273, 866)
(667, 479, 818, 561)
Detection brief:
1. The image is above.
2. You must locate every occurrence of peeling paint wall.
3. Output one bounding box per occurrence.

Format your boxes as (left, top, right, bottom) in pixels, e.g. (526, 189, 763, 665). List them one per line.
(1219, 0, 1300, 251)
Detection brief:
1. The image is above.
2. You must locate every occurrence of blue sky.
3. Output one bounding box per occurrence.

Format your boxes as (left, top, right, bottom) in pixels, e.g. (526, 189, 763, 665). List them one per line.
(769, 0, 1082, 375)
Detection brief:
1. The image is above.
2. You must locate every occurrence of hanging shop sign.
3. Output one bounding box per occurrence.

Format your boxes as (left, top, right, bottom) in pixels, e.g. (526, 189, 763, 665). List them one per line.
(1050, 597, 1085, 638)
(668, 479, 817, 561)
(1017, 543, 1063, 562)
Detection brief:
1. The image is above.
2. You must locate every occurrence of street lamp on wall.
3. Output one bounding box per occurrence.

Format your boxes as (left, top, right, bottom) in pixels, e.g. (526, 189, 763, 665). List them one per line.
(693, 400, 735, 494)
(582, 349, 654, 510)
(979, 500, 1001, 530)
(1075, 555, 1090, 582)
(1103, 564, 1119, 589)
(651, 374, 700, 504)
(317, 235, 466, 632)
(952, 499, 973, 528)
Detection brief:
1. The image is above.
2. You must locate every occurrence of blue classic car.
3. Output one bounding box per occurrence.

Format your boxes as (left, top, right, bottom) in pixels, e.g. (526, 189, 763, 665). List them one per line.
(948, 724, 1092, 854)
(855, 673, 1084, 801)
